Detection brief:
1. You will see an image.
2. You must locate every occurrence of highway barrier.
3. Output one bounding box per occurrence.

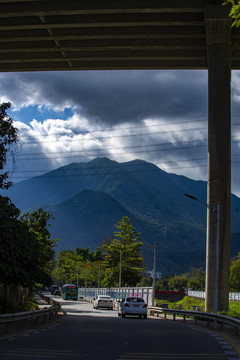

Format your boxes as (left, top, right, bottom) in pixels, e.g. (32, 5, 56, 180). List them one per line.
(0, 294, 61, 335)
(148, 306, 240, 336)
(78, 286, 153, 305)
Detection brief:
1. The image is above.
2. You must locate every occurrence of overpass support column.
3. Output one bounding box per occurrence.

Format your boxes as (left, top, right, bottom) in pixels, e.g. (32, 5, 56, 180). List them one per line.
(205, 6, 232, 312)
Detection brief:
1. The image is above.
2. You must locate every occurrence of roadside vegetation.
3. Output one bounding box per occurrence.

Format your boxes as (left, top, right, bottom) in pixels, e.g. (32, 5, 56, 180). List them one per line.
(155, 269, 206, 293)
(155, 296, 240, 319)
(0, 296, 39, 314)
(1, 108, 143, 313)
(155, 253, 240, 293)
(154, 258, 240, 318)
(0, 103, 57, 313)
(52, 216, 144, 288)
(1, 102, 240, 317)
(223, 0, 240, 28)
(155, 296, 205, 311)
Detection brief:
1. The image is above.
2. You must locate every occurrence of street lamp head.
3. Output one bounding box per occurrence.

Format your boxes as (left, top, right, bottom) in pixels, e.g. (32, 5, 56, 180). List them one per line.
(184, 193, 197, 201)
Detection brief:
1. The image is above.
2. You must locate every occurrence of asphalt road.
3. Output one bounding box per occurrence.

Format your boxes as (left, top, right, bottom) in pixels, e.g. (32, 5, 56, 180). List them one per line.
(0, 298, 239, 360)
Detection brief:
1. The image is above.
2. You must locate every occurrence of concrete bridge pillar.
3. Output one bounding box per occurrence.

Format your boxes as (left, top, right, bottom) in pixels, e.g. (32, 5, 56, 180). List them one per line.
(204, 6, 232, 312)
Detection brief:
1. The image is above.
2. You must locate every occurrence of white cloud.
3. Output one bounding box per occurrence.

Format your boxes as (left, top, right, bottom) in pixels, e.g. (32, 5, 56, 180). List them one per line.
(0, 70, 239, 197)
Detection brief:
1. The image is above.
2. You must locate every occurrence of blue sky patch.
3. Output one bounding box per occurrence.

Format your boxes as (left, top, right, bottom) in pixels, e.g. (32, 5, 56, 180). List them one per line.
(10, 105, 74, 126)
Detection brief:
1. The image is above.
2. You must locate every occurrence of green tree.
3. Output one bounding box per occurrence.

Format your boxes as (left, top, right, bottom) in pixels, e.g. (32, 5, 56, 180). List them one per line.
(0, 102, 18, 189)
(223, 0, 240, 27)
(168, 274, 189, 291)
(0, 197, 54, 310)
(52, 247, 104, 287)
(155, 269, 205, 292)
(0, 196, 46, 312)
(0, 105, 57, 307)
(76, 247, 103, 262)
(187, 268, 205, 291)
(20, 209, 57, 285)
(0, 196, 40, 288)
(52, 250, 81, 285)
(229, 253, 240, 291)
(102, 216, 144, 287)
(155, 275, 172, 291)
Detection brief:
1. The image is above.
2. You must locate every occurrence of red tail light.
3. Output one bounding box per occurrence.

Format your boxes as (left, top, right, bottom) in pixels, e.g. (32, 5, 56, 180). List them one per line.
(143, 304, 147, 308)
(124, 303, 130, 307)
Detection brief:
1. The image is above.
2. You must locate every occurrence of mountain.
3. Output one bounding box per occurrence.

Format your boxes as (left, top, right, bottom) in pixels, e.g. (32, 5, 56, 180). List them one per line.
(46, 189, 139, 250)
(2, 157, 240, 274)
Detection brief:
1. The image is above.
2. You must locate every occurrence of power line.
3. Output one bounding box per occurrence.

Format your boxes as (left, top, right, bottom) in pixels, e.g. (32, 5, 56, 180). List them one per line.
(15, 122, 240, 150)
(13, 130, 240, 159)
(9, 159, 240, 180)
(17, 118, 209, 139)
(10, 157, 207, 174)
(15, 138, 208, 158)
(12, 137, 240, 162)
(5, 115, 240, 181)
(8, 166, 207, 180)
(14, 144, 208, 162)
(16, 116, 240, 142)
(20, 126, 208, 145)
(8, 153, 240, 180)
(16, 119, 240, 146)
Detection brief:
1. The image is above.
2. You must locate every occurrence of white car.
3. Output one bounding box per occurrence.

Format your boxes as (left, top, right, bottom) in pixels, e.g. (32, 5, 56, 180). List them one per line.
(93, 295, 113, 310)
(118, 296, 147, 318)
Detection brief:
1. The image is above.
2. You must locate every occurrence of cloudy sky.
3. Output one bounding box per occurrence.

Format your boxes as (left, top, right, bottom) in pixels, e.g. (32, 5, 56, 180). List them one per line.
(1, 69, 240, 196)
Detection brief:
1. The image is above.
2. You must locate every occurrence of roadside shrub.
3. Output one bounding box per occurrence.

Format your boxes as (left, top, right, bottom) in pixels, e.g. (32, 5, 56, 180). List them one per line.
(155, 296, 240, 319)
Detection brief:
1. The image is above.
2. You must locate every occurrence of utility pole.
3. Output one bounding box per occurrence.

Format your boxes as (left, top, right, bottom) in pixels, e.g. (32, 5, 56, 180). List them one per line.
(98, 262, 101, 295)
(144, 240, 157, 306)
(184, 193, 220, 313)
(152, 241, 156, 306)
(119, 249, 122, 301)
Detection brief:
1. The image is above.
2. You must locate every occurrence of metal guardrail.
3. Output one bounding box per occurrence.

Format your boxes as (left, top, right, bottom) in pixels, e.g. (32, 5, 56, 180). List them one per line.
(0, 295, 61, 335)
(148, 306, 240, 336)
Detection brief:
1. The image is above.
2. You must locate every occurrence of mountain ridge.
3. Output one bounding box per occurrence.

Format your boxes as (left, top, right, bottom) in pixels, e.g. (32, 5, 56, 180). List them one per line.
(2, 157, 240, 274)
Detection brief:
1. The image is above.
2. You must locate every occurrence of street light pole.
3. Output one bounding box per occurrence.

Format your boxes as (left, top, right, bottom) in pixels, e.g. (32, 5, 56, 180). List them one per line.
(98, 262, 101, 296)
(144, 240, 157, 306)
(119, 249, 122, 301)
(152, 241, 156, 306)
(184, 193, 220, 314)
(214, 202, 220, 314)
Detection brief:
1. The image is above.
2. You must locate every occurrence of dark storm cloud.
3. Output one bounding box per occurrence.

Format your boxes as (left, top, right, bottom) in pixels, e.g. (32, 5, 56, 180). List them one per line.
(0, 70, 208, 126)
(2, 69, 239, 197)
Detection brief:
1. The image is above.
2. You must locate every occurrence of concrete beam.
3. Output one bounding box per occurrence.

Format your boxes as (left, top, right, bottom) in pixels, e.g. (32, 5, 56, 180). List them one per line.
(205, 5, 232, 312)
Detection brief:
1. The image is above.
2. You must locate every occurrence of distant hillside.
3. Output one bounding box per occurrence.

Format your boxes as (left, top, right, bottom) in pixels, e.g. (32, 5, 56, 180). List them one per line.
(46, 189, 138, 250)
(2, 157, 240, 275)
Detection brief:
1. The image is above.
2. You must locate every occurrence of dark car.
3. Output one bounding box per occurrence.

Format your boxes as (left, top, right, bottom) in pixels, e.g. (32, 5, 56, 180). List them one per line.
(54, 289, 62, 297)
(50, 285, 59, 295)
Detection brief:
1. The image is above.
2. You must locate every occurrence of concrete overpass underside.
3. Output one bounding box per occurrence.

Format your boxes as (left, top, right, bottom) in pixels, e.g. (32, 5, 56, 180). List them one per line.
(0, 0, 239, 312)
(0, 0, 239, 71)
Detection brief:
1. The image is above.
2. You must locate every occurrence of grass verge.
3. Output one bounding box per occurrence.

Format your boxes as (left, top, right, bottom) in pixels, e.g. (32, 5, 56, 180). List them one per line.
(155, 296, 240, 319)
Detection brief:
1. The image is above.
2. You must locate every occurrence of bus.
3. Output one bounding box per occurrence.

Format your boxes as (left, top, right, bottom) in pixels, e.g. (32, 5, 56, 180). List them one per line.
(62, 284, 78, 300)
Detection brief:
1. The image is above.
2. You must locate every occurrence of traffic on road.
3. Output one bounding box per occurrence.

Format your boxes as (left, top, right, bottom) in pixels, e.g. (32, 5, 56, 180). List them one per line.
(0, 295, 239, 360)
